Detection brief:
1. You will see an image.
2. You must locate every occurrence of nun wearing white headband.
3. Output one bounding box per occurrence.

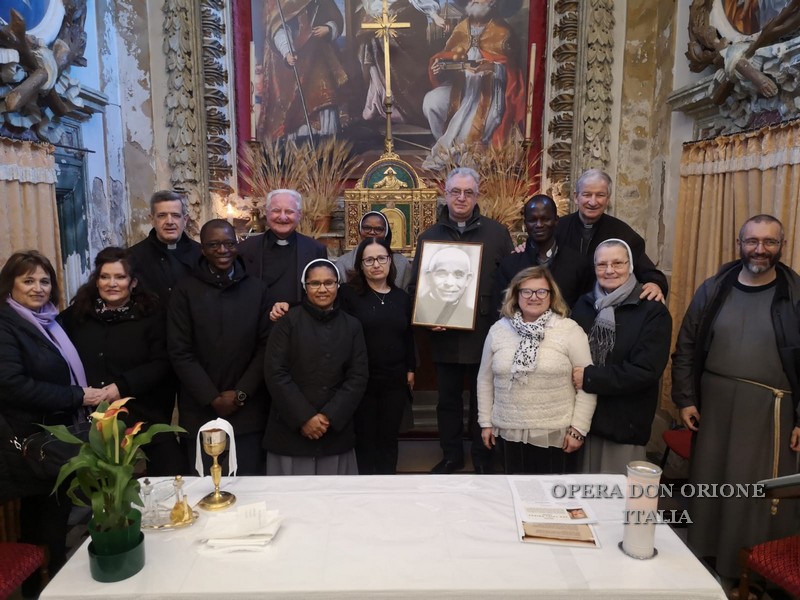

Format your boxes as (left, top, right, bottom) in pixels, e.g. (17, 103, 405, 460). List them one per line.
(264, 259, 369, 475)
(570, 239, 672, 473)
(335, 211, 413, 291)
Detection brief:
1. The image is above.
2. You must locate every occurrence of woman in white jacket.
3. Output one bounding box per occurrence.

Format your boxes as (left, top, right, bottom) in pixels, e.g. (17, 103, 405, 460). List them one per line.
(478, 266, 596, 474)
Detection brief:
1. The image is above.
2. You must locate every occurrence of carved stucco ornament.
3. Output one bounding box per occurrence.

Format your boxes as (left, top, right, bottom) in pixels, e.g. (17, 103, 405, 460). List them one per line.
(685, 0, 800, 132)
(0, 1, 90, 141)
(164, 0, 236, 226)
(543, 0, 613, 214)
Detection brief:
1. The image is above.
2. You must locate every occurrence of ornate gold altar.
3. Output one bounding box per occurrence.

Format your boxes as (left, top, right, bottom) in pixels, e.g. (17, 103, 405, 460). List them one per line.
(344, 156, 438, 256)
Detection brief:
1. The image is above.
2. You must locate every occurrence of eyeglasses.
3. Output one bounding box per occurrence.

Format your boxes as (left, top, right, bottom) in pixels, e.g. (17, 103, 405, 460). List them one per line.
(740, 238, 781, 250)
(595, 260, 629, 271)
(446, 188, 477, 199)
(268, 208, 298, 217)
(362, 255, 390, 267)
(306, 280, 338, 290)
(202, 240, 237, 250)
(518, 288, 550, 300)
(361, 225, 386, 235)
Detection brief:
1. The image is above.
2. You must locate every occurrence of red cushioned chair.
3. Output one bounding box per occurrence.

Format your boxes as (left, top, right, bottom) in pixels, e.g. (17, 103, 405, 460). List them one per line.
(660, 428, 692, 469)
(736, 535, 800, 600)
(0, 542, 47, 600)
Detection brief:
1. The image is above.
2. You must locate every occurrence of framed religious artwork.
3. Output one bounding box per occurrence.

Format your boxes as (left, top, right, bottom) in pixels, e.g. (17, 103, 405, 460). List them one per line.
(238, 0, 542, 175)
(343, 154, 439, 255)
(714, 0, 791, 37)
(412, 240, 483, 330)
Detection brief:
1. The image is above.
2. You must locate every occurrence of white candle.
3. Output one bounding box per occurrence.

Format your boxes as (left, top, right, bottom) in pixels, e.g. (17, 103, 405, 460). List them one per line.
(525, 43, 536, 141)
(622, 461, 662, 559)
(227, 203, 235, 225)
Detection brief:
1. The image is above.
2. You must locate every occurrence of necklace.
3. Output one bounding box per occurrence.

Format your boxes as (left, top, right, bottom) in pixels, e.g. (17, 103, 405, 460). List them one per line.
(372, 290, 388, 305)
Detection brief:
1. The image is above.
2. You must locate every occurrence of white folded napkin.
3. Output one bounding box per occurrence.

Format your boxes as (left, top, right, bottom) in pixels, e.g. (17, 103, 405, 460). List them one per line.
(197, 501, 282, 554)
(195, 418, 237, 477)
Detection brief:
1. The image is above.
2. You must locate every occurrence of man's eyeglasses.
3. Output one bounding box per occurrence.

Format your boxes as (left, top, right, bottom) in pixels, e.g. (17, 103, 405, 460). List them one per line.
(518, 288, 550, 300)
(361, 225, 386, 235)
(740, 238, 781, 250)
(306, 280, 338, 290)
(202, 240, 237, 250)
(446, 188, 477, 199)
(595, 260, 629, 271)
(362, 255, 390, 267)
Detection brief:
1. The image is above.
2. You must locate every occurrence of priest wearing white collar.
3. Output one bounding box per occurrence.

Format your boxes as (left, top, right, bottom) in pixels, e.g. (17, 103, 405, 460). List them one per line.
(128, 190, 202, 306)
(239, 189, 327, 320)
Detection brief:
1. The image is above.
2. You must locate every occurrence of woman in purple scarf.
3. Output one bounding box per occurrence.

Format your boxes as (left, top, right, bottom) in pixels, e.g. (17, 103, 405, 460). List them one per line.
(0, 250, 105, 590)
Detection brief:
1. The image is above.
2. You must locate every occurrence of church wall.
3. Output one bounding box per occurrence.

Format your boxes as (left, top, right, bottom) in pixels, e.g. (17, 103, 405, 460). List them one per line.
(612, 1, 677, 267)
(104, 0, 160, 243)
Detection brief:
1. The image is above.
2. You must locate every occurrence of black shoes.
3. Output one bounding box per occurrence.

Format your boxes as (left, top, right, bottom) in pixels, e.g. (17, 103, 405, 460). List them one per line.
(430, 459, 464, 474)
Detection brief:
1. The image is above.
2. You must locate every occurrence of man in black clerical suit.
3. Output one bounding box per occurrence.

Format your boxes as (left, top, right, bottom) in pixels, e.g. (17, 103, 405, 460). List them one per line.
(493, 194, 591, 311)
(554, 169, 668, 302)
(129, 190, 201, 306)
(238, 189, 327, 319)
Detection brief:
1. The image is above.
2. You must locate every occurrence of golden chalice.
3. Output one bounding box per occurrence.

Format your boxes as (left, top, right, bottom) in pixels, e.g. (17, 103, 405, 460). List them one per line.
(198, 428, 236, 511)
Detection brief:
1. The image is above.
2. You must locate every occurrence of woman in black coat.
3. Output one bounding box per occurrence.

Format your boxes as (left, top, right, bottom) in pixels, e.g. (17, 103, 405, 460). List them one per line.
(0, 251, 105, 587)
(265, 259, 369, 475)
(59, 247, 185, 476)
(571, 239, 672, 474)
(340, 237, 416, 474)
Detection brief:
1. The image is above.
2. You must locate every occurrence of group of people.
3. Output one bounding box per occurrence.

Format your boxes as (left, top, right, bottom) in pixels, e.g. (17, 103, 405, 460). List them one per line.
(0, 169, 797, 587)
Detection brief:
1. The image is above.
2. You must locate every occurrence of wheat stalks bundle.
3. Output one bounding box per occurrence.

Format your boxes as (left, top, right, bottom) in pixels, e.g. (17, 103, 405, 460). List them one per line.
(423, 140, 540, 235)
(298, 137, 362, 236)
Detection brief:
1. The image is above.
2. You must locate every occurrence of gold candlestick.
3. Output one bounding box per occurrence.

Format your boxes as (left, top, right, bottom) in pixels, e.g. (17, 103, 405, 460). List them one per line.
(198, 428, 236, 511)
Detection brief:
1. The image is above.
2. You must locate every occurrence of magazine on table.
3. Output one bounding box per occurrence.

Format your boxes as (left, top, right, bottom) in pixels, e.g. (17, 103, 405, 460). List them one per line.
(508, 476, 600, 548)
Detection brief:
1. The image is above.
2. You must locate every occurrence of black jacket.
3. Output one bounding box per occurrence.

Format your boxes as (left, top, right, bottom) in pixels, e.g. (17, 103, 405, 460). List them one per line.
(168, 257, 272, 437)
(555, 212, 669, 297)
(0, 305, 84, 439)
(671, 261, 800, 424)
(572, 285, 672, 445)
(128, 229, 202, 305)
(410, 206, 514, 364)
(59, 304, 175, 431)
(238, 230, 327, 304)
(264, 300, 368, 457)
(492, 240, 592, 312)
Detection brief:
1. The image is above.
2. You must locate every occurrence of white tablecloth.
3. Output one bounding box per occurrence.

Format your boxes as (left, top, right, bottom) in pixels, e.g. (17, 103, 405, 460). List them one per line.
(41, 474, 725, 599)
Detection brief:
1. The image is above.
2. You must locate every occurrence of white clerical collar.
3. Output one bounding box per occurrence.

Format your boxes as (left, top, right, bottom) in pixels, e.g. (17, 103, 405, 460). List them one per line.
(276, 239, 289, 246)
(167, 243, 177, 250)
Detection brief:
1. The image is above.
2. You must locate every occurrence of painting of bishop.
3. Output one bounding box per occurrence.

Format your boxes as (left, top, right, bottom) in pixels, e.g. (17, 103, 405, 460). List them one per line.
(251, 0, 530, 170)
(422, 0, 526, 169)
(257, 0, 350, 141)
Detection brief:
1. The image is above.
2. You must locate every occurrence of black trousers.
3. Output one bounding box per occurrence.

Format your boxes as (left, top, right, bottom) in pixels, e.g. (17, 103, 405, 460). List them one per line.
(502, 439, 579, 475)
(21, 489, 72, 595)
(435, 362, 491, 468)
(144, 434, 190, 476)
(354, 384, 409, 475)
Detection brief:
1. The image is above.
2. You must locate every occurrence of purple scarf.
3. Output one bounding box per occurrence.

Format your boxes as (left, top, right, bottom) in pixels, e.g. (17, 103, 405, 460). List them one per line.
(6, 297, 88, 387)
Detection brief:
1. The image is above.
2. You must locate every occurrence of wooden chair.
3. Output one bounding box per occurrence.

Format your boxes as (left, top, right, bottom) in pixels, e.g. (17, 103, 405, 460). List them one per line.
(0, 498, 50, 598)
(736, 476, 800, 599)
(0, 542, 48, 599)
(659, 428, 692, 469)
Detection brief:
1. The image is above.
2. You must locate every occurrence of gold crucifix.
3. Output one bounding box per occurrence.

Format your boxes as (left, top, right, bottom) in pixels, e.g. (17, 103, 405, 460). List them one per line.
(361, 0, 410, 156)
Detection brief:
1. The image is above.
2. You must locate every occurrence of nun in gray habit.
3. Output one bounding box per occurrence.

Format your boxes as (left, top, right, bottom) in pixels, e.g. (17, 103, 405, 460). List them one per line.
(335, 211, 413, 291)
(570, 239, 672, 473)
(264, 259, 369, 475)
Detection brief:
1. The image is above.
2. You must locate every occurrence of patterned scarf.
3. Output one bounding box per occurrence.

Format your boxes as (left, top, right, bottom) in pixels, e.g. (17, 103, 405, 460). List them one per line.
(93, 297, 133, 322)
(508, 309, 552, 386)
(588, 275, 637, 366)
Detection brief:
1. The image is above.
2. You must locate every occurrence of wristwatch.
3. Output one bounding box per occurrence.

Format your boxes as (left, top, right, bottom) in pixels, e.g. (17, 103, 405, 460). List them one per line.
(236, 390, 247, 406)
